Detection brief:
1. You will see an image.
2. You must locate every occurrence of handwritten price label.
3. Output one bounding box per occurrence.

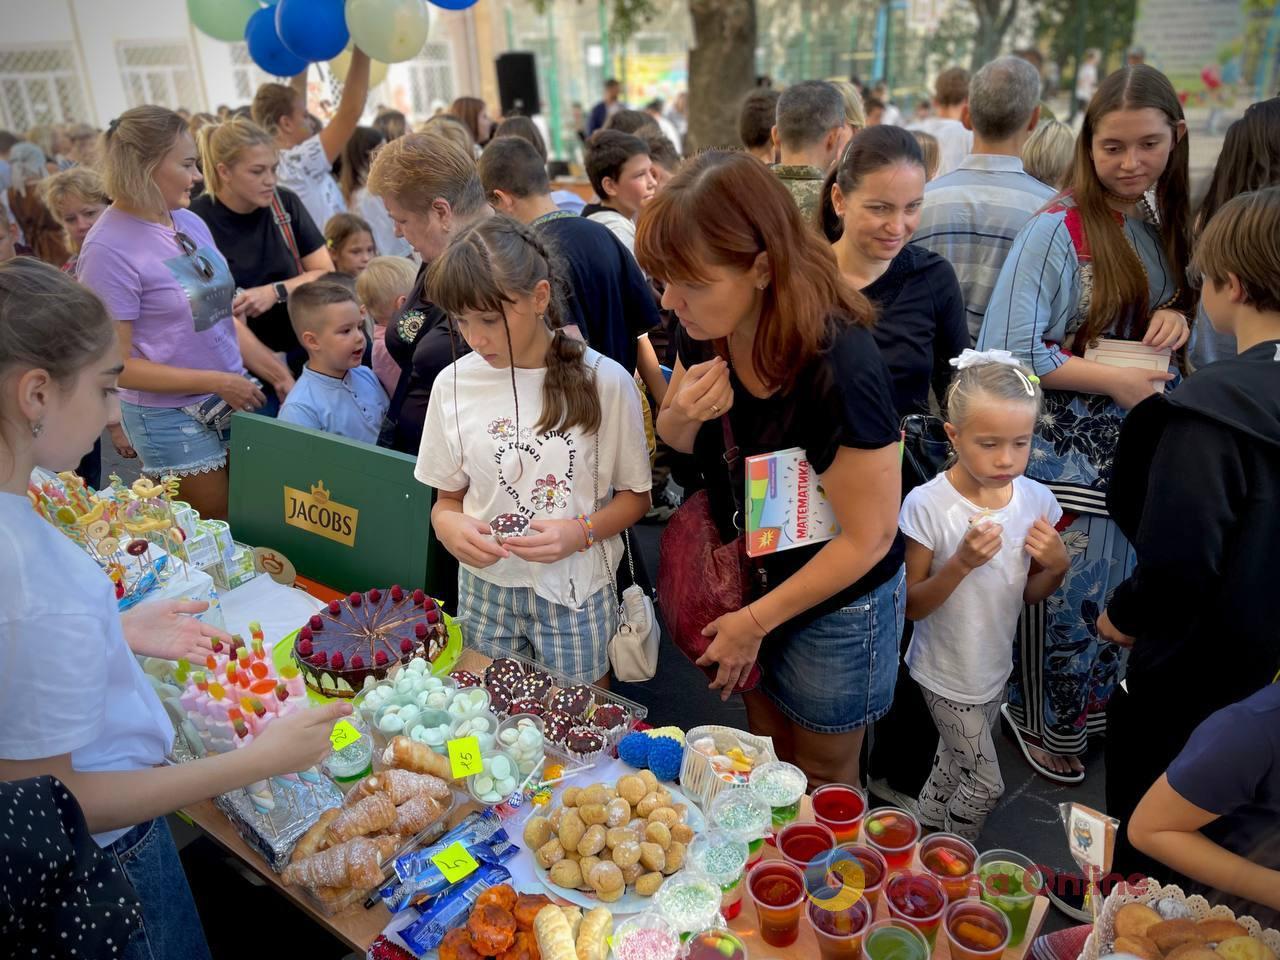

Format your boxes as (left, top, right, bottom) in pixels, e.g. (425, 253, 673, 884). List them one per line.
(329, 720, 363, 751)
(431, 841, 479, 884)
(447, 735, 483, 778)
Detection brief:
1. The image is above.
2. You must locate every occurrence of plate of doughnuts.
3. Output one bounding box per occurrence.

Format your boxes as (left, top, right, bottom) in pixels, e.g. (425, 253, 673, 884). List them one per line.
(521, 774, 705, 912)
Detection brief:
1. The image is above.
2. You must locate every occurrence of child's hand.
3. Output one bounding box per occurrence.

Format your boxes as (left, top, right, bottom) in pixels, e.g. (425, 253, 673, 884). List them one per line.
(503, 519, 586, 565)
(433, 512, 508, 568)
(954, 521, 1003, 572)
(1024, 517, 1068, 575)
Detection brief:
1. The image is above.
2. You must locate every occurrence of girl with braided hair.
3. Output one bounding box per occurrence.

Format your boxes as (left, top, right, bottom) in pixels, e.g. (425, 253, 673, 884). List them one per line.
(418, 214, 651, 684)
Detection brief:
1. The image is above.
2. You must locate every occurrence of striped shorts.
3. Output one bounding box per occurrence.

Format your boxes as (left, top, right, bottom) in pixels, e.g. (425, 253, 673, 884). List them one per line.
(458, 568, 615, 683)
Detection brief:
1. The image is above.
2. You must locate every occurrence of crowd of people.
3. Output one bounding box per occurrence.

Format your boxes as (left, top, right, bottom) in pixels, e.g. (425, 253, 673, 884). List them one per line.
(1, 45, 1279, 957)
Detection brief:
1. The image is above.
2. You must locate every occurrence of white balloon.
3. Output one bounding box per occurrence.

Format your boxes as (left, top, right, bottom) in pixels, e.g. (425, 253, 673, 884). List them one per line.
(329, 43, 389, 85)
(345, 0, 428, 65)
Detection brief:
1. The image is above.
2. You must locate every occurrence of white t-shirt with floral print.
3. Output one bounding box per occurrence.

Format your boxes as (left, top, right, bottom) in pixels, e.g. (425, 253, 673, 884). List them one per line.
(416, 348, 651, 609)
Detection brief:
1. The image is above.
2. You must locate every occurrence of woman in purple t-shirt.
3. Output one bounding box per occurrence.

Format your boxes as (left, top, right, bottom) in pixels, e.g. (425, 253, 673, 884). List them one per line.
(78, 107, 288, 519)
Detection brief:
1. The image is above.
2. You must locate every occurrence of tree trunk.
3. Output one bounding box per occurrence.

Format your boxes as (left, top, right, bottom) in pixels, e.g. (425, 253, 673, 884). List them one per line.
(686, 0, 757, 153)
(969, 0, 1019, 70)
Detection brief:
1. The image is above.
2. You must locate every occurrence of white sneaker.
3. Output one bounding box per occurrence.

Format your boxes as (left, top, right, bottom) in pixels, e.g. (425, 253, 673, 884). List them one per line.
(867, 778, 920, 814)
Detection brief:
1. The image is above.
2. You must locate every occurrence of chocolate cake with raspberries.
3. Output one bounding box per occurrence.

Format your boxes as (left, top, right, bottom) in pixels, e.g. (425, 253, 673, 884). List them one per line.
(292, 586, 447, 697)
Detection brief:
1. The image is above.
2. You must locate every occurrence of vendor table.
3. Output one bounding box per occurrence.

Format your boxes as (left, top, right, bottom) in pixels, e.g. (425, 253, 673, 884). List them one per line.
(179, 579, 1047, 957)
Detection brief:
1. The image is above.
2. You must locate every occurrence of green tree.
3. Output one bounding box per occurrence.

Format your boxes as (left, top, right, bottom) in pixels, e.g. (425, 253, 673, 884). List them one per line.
(968, 0, 1020, 70)
(1036, 0, 1138, 75)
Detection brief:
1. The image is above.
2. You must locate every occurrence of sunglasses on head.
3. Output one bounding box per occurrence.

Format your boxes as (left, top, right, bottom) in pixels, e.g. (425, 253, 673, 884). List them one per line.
(175, 231, 215, 282)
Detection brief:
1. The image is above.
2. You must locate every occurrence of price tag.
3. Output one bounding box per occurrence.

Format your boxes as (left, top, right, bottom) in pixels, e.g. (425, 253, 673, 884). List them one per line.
(431, 841, 479, 884)
(447, 735, 483, 778)
(329, 720, 363, 751)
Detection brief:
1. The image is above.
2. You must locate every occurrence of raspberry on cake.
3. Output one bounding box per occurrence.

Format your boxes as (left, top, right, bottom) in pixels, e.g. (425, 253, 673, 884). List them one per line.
(291, 588, 449, 697)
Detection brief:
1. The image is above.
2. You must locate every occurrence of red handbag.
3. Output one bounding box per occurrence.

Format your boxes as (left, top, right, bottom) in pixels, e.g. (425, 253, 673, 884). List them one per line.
(657, 416, 765, 694)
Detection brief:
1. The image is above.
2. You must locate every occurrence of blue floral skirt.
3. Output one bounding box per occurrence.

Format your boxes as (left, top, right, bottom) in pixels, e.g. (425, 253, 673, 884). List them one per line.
(1003, 389, 1136, 756)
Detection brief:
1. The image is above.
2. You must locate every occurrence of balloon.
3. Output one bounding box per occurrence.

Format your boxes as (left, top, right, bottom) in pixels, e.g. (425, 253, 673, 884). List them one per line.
(276, 0, 349, 62)
(329, 45, 389, 86)
(427, 0, 478, 8)
(186, 0, 260, 43)
(245, 6, 308, 77)
(344, 0, 429, 64)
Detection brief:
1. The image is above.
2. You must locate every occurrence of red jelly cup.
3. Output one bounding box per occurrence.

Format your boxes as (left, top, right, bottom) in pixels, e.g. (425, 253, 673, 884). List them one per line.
(863, 806, 920, 872)
(812, 783, 868, 843)
(747, 860, 807, 948)
(885, 871, 948, 948)
(945, 898, 1012, 960)
(808, 892, 873, 960)
(829, 843, 888, 913)
(778, 820, 837, 872)
(920, 832, 979, 902)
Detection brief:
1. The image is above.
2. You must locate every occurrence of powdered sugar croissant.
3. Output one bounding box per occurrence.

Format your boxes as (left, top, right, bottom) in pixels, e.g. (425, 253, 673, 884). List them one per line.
(389, 794, 446, 835)
(369, 768, 451, 804)
(327, 792, 396, 844)
(283, 837, 384, 889)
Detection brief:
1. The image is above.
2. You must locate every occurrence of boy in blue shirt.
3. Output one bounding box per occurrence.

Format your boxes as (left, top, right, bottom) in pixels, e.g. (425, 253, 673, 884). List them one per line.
(278, 280, 387, 444)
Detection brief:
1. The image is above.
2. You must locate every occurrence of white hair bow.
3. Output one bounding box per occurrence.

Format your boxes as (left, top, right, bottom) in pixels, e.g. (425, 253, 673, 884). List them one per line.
(949, 349, 1040, 395)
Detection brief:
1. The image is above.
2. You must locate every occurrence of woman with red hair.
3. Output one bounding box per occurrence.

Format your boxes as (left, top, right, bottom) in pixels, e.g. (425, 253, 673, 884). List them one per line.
(638, 151, 905, 787)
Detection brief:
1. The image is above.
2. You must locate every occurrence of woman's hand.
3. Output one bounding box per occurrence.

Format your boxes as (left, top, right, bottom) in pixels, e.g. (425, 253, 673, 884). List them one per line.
(249, 701, 352, 776)
(1107, 365, 1175, 410)
(121, 599, 233, 662)
(233, 285, 278, 320)
(214, 372, 267, 412)
(108, 422, 136, 459)
(696, 606, 766, 701)
(433, 511, 509, 568)
(503, 519, 587, 565)
(1144, 309, 1191, 351)
(271, 374, 296, 401)
(1096, 608, 1135, 648)
(1024, 517, 1069, 575)
(671, 357, 734, 423)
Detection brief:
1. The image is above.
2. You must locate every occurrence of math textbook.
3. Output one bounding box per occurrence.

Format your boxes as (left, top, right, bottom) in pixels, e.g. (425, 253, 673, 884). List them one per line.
(744, 448, 840, 557)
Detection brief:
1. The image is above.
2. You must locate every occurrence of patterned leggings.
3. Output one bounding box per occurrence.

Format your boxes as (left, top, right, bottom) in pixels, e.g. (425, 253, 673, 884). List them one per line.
(916, 687, 1005, 842)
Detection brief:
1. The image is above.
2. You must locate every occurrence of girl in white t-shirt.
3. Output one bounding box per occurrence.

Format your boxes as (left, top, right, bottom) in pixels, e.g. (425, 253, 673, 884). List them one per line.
(0, 259, 350, 959)
(418, 215, 651, 684)
(899, 350, 1069, 840)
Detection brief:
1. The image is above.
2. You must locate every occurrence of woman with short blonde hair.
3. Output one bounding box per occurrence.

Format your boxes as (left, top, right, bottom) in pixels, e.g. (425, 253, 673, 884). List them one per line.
(40, 166, 109, 272)
(1021, 119, 1074, 190)
(79, 106, 287, 519)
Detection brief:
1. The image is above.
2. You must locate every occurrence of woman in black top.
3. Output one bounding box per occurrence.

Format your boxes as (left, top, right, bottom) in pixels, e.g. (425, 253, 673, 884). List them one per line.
(191, 117, 333, 386)
(637, 151, 905, 788)
(820, 126, 967, 419)
(366, 130, 491, 454)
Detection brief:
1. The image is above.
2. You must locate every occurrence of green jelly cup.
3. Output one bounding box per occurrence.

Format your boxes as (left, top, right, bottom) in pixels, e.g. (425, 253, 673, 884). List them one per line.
(862, 919, 931, 960)
(749, 761, 808, 830)
(975, 849, 1043, 948)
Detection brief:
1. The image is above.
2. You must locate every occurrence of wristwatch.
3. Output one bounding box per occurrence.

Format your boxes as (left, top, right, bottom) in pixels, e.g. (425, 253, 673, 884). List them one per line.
(273, 281, 288, 303)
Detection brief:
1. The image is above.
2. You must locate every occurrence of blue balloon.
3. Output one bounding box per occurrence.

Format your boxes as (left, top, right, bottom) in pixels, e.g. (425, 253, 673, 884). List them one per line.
(428, 0, 478, 8)
(276, 0, 348, 62)
(245, 6, 307, 77)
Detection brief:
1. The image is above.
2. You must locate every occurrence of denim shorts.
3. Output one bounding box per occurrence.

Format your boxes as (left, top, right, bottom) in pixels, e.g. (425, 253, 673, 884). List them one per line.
(759, 565, 906, 734)
(107, 817, 212, 960)
(120, 400, 229, 478)
(459, 568, 615, 683)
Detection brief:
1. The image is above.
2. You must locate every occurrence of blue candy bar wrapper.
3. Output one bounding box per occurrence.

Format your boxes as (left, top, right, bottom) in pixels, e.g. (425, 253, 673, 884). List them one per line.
(393, 810, 503, 883)
(380, 832, 518, 914)
(401, 863, 513, 956)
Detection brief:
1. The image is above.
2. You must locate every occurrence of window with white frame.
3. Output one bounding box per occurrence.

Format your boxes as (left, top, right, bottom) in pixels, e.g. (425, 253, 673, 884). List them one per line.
(0, 46, 89, 130)
(117, 41, 200, 111)
(229, 42, 266, 104)
(407, 41, 455, 120)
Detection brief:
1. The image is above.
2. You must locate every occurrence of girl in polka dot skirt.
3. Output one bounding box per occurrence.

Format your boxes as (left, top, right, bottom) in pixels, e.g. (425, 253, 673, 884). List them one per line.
(0, 260, 351, 959)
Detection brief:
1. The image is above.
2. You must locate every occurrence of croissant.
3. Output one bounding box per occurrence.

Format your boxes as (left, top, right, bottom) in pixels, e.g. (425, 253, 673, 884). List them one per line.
(327, 792, 397, 844)
(388, 794, 445, 835)
(371, 768, 452, 804)
(383, 735, 455, 779)
(282, 837, 384, 889)
(291, 808, 340, 863)
(534, 905, 578, 960)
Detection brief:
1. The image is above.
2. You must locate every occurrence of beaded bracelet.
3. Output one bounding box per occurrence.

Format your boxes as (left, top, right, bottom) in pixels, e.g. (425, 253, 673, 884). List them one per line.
(575, 513, 595, 551)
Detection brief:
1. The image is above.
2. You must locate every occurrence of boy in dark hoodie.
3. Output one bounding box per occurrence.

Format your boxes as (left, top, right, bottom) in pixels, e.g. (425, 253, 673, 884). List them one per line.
(1099, 186, 1280, 878)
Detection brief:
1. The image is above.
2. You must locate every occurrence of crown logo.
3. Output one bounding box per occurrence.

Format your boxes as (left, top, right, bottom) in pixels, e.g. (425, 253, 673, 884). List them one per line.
(310, 480, 330, 504)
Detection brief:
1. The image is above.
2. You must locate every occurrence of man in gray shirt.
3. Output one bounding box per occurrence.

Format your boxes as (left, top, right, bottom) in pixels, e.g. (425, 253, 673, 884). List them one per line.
(913, 57, 1056, 345)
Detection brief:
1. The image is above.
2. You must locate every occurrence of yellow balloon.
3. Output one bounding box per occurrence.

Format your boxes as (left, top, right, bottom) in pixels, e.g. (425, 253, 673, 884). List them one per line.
(329, 44, 389, 86)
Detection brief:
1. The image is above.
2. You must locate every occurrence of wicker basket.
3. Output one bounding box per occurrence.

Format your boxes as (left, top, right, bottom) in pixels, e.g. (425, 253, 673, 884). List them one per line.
(1080, 880, 1279, 960)
(679, 724, 777, 811)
